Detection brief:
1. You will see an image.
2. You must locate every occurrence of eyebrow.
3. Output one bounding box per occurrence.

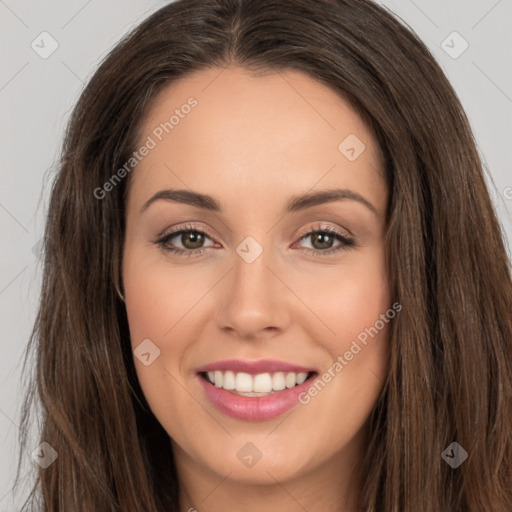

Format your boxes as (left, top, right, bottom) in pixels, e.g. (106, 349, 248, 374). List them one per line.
(140, 187, 377, 216)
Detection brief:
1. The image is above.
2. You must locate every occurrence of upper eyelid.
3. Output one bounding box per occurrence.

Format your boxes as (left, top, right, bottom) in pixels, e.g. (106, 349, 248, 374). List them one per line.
(158, 224, 216, 242)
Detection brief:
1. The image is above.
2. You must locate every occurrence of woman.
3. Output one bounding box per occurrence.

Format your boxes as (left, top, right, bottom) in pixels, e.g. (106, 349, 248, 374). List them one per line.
(15, 0, 512, 510)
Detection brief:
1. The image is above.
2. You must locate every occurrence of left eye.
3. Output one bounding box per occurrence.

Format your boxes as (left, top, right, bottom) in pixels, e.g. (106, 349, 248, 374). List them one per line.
(295, 228, 355, 253)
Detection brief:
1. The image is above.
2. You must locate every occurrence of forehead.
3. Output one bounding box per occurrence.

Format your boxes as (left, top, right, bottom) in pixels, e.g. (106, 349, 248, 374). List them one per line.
(127, 66, 386, 215)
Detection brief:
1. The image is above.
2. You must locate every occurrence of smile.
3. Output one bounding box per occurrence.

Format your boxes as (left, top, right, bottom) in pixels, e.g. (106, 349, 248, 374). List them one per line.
(196, 359, 318, 421)
(201, 370, 311, 395)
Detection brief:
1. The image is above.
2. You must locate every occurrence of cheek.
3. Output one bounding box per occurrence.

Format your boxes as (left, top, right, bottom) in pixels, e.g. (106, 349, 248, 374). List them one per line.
(122, 251, 215, 418)
(288, 251, 391, 424)
(122, 258, 202, 438)
(289, 251, 391, 344)
(122, 250, 208, 345)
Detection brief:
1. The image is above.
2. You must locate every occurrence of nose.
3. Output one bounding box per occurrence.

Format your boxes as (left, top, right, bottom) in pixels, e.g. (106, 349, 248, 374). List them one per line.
(214, 243, 291, 340)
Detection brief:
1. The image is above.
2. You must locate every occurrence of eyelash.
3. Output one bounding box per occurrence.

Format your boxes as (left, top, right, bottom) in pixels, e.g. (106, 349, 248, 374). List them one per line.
(154, 223, 356, 258)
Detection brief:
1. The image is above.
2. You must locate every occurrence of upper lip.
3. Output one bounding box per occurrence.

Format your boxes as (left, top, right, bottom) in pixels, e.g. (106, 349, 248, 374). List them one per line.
(196, 359, 317, 375)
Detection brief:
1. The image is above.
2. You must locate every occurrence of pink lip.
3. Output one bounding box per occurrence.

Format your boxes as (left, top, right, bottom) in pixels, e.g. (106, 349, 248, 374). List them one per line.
(198, 376, 316, 421)
(196, 358, 316, 375)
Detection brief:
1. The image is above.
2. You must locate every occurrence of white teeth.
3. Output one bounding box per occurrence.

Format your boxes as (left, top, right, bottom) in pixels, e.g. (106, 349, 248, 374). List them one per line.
(253, 373, 272, 393)
(205, 370, 311, 393)
(296, 372, 308, 385)
(223, 370, 235, 390)
(285, 372, 297, 388)
(214, 371, 223, 388)
(272, 372, 286, 391)
(235, 372, 253, 392)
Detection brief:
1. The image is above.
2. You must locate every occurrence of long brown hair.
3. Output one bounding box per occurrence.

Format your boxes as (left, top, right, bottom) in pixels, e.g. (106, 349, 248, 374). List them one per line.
(15, 0, 512, 510)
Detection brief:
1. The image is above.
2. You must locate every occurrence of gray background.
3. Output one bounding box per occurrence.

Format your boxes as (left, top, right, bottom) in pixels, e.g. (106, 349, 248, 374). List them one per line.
(1, 0, 511, 508)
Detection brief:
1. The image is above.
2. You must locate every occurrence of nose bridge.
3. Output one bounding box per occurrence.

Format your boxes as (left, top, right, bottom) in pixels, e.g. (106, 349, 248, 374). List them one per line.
(233, 240, 271, 294)
(216, 235, 289, 337)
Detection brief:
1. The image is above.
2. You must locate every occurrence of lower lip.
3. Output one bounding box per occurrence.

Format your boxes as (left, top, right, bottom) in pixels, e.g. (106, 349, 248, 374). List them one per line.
(198, 373, 316, 421)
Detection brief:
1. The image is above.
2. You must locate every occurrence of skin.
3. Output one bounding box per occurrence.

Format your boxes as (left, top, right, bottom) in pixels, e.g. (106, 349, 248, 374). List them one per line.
(122, 66, 391, 512)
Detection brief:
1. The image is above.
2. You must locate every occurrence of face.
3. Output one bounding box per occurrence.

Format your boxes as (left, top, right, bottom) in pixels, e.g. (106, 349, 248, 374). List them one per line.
(122, 66, 391, 490)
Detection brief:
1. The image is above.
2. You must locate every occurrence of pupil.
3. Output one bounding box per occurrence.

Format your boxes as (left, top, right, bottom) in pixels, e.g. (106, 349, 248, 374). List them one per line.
(183, 232, 204, 249)
(313, 232, 332, 250)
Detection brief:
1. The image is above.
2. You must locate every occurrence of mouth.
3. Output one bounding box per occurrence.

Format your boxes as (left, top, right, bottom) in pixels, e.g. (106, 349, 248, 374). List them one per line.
(196, 362, 318, 421)
(198, 370, 318, 397)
